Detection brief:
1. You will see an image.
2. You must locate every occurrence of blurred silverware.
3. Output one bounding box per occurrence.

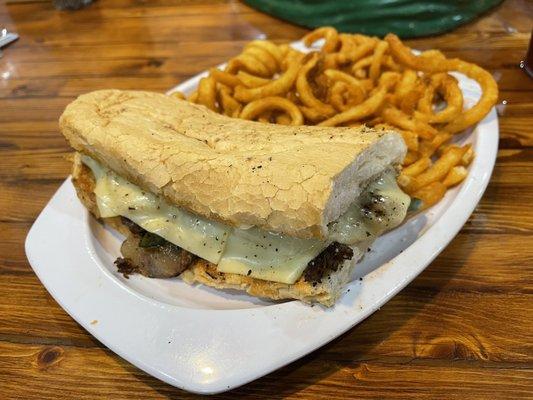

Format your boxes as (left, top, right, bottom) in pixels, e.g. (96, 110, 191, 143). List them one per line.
(53, 0, 93, 10)
(0, 28, 19, 58)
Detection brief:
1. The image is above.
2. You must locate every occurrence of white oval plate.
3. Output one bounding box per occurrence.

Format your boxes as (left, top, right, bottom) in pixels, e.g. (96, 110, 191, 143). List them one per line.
(25, 41, 498, 394)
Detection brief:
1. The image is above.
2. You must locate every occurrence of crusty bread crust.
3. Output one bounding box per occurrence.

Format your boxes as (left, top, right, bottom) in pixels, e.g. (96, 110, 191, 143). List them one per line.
(72, 154, 364, 306)
(61, 89, 406, 239)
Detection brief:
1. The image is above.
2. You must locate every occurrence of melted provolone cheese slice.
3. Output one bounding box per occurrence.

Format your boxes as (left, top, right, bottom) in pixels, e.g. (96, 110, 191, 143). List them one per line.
(328, 170, 410, 245)
(82, 156, 230, 264)
(81, 156, 409, 284)
(217, 227, 324, 284)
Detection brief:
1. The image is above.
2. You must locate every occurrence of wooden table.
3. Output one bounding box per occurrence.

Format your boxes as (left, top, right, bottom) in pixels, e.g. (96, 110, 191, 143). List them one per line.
(1, 0, 532, 398)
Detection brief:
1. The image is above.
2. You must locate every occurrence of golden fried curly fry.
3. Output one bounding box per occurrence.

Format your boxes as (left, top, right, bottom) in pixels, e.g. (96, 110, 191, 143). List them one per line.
(338, 34, 357, 58)
(381, 106, 438, 140)
(329, 82, 351, 111)
(318, 102, 383, 125)
(442, 166, 468, 187)
(227, 53, 271, 77)
(412, 182, 447, 210)
(242, 45, 278, 75)
(280, 46, 302, 71)
(245, 40, 283, 65)
(323, 53, 340, 69)
(385, 33, 497, 134)
(399, 130, 419, 151)
(278, 43, 291, 58)
(328, 81, 344, 110)
(350, 39, 377, 62)
(441, 60, 498, 133)
(296, 53, 335, 116)
(188, 90, 198, 103)
(460, 145, 475, 166)
(169, 91, 186, 100)
(326, 34, 374, 66)
(240, 96, 303, 125)
(237, 71, 270, 88)
(276, 113, 292, 125)
(416, 79, 436, 115)
(385, 33, 447, 72)
(403, 151, 419, 165)
(385, 56, 402, 72)
(369, 41, 389, 82)
(359, 79, 375, 92)
(197, 76, 217, 111)
(318, 72, 397, 127)
(257, 110, 273, 123)
(303, 26, 339, 53)
(234, 53, 302, 102)
(415, 73, 463, 123)
(394, 69, 418, 102)
(218, 85, 242, 118)
(352, 68, 367, 79)
(402, 157, 431, 177)
(300, 105, 327, 123)
(328, 86, 364, 111)
(210, 68, 241, 87)
(399, 84, 426, 115)
(400, 145, 468, 192)
(324, 69, 367, 105)
(352, 55, 373, 71)
(419, 133, 452, 157)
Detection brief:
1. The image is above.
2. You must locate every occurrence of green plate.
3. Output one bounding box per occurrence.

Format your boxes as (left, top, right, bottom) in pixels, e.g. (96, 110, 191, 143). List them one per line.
(244, 0, 503, 38)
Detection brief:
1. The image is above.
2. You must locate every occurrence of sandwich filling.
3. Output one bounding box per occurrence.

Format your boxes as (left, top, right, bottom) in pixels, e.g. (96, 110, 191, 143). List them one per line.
(81, 155, 410, 284)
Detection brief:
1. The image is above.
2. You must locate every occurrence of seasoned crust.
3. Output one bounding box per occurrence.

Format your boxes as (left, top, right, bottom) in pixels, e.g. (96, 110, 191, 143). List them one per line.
(61, 89, 406, 239)
(71, 155, 364, 306)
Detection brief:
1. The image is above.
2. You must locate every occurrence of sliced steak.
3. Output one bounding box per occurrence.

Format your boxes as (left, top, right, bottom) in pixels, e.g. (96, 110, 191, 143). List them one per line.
(121, 216, 146, 235)
(115, 219, 196, 278)
(304, 242, 353, 284)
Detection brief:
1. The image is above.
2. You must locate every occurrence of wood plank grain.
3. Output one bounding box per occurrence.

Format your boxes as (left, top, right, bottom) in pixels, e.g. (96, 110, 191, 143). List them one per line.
(410, 233, 533, 293)
(231, 359, 533, 400)
(0, 149, 70, 180)
(408, 32, 531, 51)
(3, 40, 251, 63)
(450, 0, 533, 34)
(0, 57, 234, 79)
(0, 274, 99, 347)
(0, 97, 73, 122)
(3, 49, 531, 82)
(0, 76, 182, 99)
(488, 149, 533, 185)
(4, 8, 304, 47)
(0, 222, 34, 273)
(0, 26, 530, 84)
(0, 0, 531, 397)
(0, 340, 172, 400)
(0, 181, 64, 222)
(0, 340, 531, 400)
(3, 33, 528, 63)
